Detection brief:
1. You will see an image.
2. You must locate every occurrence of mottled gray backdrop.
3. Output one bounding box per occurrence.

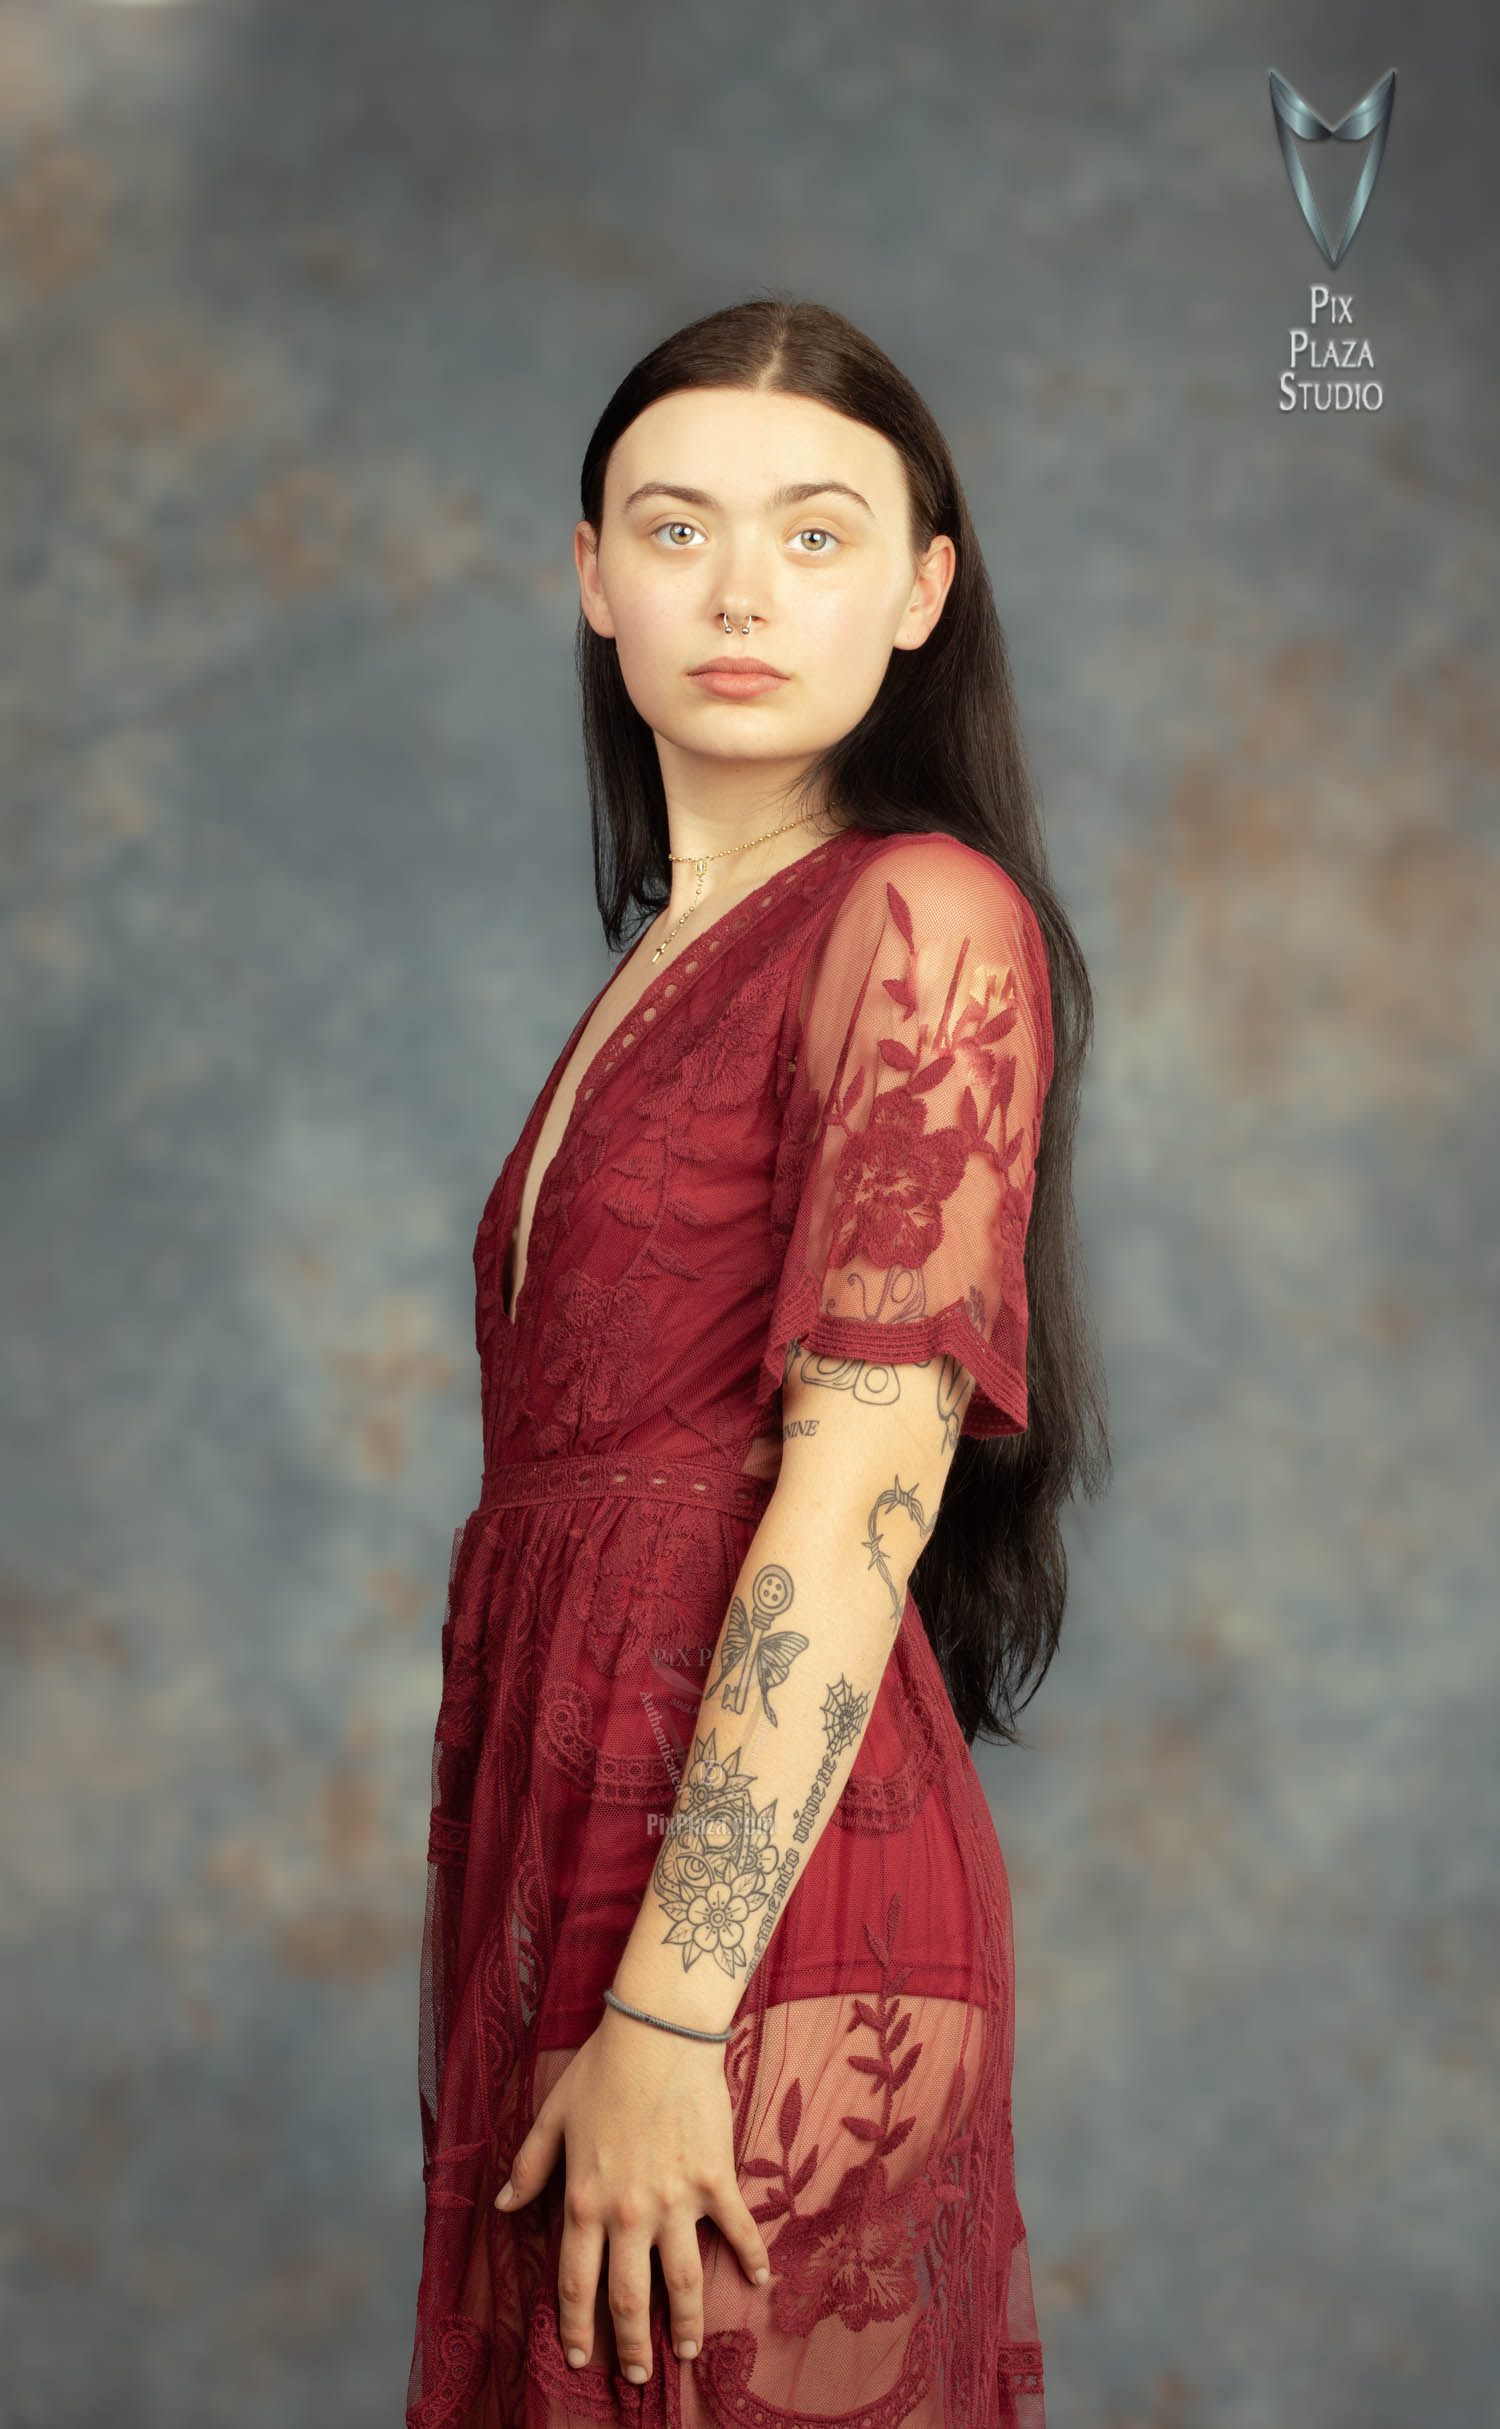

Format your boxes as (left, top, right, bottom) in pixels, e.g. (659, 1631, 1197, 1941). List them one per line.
(2, 2, 1495, 2423)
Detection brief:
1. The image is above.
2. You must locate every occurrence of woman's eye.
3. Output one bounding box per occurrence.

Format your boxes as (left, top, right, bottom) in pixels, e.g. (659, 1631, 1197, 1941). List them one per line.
(649, 522, 839, 554)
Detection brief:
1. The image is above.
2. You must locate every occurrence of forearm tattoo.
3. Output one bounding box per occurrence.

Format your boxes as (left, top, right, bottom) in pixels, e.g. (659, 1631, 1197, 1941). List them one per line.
(649, 1670, 874, 1983)
(648, 1727, 781, 1983)
(704, 1561, 810, 1727)
(747, 1674, 872, 1969)
(647, 1340, 969, 1986)
(862, 1473, 935, 1633)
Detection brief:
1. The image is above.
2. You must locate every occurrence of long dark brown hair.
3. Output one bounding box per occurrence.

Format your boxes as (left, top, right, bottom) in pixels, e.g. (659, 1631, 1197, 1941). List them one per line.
(574, 294, 1110, 1749)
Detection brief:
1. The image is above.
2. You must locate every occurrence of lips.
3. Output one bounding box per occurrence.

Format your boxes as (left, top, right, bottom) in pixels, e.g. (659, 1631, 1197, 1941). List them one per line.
(687, 656, 787, 676)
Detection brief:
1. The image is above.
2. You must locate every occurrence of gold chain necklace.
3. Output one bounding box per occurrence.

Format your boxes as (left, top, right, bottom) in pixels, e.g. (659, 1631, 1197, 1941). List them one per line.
(649, 810, 821, 964)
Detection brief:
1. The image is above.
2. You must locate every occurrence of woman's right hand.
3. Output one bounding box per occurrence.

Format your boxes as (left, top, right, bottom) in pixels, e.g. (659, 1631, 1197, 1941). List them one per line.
(495, 2004, 772, 2382)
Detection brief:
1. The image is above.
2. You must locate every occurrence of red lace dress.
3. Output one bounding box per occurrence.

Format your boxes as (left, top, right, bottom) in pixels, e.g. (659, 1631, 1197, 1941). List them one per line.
(408, 823, 1052, 2428)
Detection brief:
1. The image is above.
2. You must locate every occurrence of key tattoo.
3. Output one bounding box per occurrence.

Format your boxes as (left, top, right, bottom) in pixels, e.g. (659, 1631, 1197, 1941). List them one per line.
(704, 1560, 810, 1727)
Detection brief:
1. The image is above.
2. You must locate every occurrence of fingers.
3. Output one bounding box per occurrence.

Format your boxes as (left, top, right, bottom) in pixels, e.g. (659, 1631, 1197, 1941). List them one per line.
(606, 2219, 658, 2384)
(555, 2202, 606, 2371)
(708, 2180, 773, 2293)
(494, 2105, 561, 2213)
(656, 2214, 706, 2364)
(526, 2156, 772, 2382)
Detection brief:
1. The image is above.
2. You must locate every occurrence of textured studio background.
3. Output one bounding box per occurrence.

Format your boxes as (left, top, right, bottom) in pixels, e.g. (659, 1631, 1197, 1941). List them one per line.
(2, 3, 1497, 2424)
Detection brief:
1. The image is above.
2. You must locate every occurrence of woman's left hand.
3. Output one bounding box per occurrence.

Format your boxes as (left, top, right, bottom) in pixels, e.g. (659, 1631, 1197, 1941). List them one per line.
(493, 2002, 772, 2383)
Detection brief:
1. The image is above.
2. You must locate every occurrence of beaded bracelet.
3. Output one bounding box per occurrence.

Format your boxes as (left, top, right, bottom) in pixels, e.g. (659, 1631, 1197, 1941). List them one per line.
(602, 1985, 734, 2044)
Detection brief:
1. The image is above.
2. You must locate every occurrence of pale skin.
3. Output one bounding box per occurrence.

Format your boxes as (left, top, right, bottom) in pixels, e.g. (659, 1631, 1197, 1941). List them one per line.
(494, 384, 963, 2384)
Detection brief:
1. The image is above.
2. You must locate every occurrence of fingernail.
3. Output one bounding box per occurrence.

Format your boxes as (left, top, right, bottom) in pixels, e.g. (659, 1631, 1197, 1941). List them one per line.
(624, 2363, 649, 2384)
(566, 2347, 586, 2368)
(676, 2340, 698, 2360)
(494, 2182, 514, 2208)
(754, 2264, 769, 2284)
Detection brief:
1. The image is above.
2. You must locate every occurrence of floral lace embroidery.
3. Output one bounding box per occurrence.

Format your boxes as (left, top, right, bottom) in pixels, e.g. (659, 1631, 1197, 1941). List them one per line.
(535, 1267, 654, 1446)
(755, 848, 1051, 1442)
(745, 1896, 967, 2333)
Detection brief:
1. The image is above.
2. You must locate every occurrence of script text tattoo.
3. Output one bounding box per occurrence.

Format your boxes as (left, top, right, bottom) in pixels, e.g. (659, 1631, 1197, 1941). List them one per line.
(748, 1674, 872, 1968)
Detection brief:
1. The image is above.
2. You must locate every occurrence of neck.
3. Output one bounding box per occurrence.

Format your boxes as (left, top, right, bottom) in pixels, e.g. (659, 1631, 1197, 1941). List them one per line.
(646, 808, 846, 967)
(654, 737, 837, 866)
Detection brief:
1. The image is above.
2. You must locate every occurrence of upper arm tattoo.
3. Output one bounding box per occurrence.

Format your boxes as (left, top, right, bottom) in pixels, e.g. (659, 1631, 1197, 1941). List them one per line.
(783, 1344, 905, 1405)
(784, 1343, 973, 1456)
(780, 1345, 971, 1633)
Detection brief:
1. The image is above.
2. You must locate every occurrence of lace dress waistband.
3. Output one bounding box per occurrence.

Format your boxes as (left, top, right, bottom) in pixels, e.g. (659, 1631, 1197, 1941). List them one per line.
(477, 1449, 776, 1522)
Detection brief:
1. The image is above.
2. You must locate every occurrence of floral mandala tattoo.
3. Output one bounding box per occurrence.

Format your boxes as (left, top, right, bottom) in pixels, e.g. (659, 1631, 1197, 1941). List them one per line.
(650, 1729, 782, 1980)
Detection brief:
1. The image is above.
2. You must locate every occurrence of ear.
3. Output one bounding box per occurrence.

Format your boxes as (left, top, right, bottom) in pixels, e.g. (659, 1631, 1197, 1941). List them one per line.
(575, 519, 615, 640)
(894, 531, 956, 651)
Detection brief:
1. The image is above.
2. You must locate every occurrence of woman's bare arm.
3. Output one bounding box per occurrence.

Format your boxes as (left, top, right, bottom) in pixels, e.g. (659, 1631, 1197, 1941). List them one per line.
(609, 1345, 975, 2038)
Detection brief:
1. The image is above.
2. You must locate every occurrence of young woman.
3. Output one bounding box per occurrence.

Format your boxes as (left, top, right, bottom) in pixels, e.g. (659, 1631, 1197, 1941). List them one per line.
(406, 297, 1107, 2429)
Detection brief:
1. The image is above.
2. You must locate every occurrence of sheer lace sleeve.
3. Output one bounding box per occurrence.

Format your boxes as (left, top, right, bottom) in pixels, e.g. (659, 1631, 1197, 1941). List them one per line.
(758, 831, 1054, 1438)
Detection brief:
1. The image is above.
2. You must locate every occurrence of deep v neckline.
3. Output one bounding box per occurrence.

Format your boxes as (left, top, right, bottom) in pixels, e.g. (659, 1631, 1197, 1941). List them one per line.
(497, 822, 858, 1327)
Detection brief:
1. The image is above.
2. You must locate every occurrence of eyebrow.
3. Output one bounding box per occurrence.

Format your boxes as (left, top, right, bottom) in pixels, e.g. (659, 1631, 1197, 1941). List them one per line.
(621, 479, 875, 518)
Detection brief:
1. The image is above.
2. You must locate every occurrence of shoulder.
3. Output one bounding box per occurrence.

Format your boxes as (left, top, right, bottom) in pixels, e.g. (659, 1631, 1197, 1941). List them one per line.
(814, 826, 1053, 1085)
(828, 826, 1042, 957)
